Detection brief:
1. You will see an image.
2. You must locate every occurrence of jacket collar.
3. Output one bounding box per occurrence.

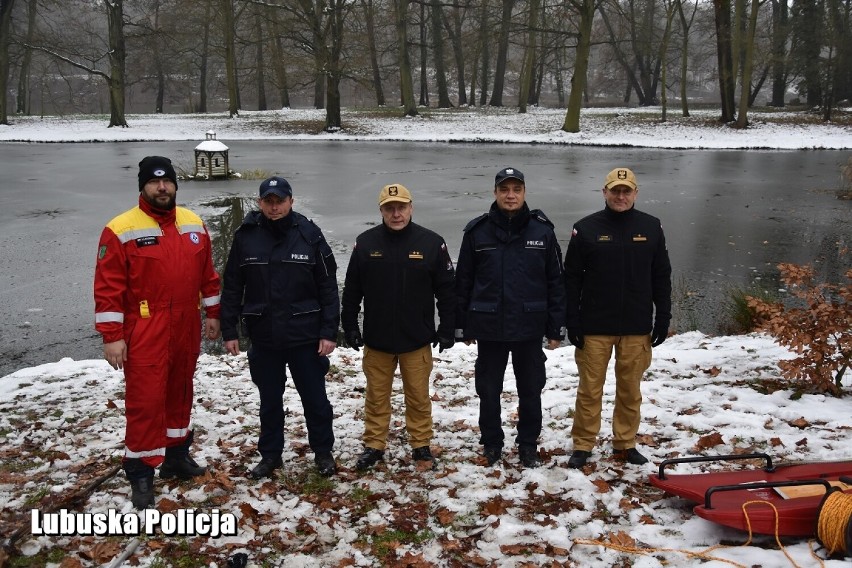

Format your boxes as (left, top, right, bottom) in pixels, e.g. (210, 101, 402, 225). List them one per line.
(138, 195, 176, 225)
(488, 201, 531, 236)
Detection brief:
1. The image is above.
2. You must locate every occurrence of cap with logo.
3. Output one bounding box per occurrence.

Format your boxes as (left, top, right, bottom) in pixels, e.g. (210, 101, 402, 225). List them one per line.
(259, 176, 293, 199)
(138, 156, 178, 191)
(604, 167, 637, 191)
(378, 183, 412, 206)
(495, 167, 525, 185)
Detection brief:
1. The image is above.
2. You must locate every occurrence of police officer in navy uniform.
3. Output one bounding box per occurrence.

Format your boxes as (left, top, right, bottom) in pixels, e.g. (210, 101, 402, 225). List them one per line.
(341, 183, 455, 471)
(220, 176, 339, 479)
(455, 167, 566, 468)
(564, 167, 672, 469)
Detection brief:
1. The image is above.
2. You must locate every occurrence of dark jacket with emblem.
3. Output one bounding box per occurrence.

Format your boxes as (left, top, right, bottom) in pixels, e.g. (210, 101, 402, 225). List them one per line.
(455, 202, 566, 342)
(564, 205, 672, 335)
(220, 210, 339, 349)
(341, 221, 456, 353)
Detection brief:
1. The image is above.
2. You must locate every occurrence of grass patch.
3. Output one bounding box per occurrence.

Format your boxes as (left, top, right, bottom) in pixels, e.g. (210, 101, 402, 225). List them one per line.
(238, 169, 271, 181)
(719, 284, 776, 334)
(8, 546, 65, 567)
(24, 487, 50, 506)
(370, 528, 435, 557)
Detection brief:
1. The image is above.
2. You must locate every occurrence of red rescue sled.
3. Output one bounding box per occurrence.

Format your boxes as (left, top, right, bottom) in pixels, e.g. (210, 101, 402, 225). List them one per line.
(649, 453, 852, 537)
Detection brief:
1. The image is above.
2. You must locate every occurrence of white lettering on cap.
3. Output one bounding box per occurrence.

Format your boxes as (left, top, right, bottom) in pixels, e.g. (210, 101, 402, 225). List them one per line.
(269, 180, 278, 186)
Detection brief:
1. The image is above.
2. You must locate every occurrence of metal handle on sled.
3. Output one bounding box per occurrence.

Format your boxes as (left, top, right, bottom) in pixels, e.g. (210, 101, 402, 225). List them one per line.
(656, 453, 774, 480)
(704, 479, 832, 509)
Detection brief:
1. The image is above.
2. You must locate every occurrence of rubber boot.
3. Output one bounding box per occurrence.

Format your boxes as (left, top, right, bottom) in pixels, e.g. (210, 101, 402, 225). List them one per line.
(124, 458, 155, 510)
(160, 430, 207, 480)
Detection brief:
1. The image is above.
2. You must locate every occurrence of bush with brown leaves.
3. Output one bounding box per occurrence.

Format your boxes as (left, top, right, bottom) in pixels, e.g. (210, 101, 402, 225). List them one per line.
(747, 262, 852, 396)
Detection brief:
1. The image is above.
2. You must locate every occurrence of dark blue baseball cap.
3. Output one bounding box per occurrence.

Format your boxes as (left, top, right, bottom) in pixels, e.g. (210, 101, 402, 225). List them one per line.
(259, 176, 293, 199)
(495, 167, 524, 185)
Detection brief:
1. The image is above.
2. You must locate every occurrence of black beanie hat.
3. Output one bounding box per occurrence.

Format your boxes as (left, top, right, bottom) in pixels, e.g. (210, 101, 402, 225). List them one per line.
(138, 156, 178, 191)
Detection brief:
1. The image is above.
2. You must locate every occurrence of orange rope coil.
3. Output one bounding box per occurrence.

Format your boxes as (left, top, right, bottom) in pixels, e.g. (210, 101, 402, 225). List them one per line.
(816, 490, 852, 557)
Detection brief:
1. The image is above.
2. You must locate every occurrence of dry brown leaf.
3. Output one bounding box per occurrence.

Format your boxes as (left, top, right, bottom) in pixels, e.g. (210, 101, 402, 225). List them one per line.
(482, 495, 510, 516)
(608, 531, 636, 548)
(435, 507, 456, 526)
(703, 366, 722, 377)
(157, 497, 180, 513)
(770, 437, 784, 447)
(81, 541, 123, 563)
(592, 479, 610, 493)
(695, 432, 725, 449)
(789, 417, 809, 429)
(58, 556, 84, 568)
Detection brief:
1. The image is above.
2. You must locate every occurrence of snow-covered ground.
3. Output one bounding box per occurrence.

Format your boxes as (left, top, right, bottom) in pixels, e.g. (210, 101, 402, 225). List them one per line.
(1, 106, 851, 149)
(1, 107, 850, 566)
(1, 332, 850, 567)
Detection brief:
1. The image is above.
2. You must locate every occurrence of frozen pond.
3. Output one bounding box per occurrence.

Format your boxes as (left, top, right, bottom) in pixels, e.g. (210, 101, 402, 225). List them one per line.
(1, 141, 849, 377)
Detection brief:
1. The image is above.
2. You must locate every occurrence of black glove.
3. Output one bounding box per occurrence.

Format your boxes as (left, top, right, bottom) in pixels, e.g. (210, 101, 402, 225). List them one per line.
(434, 335, 454, 353)
(344, 330, 364, 351)
(566, 328, 584, 350)
(651, 322, 669, 347)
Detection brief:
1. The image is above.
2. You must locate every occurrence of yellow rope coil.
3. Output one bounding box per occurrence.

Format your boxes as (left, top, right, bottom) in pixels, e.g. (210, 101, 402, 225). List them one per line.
(816, 490, 852, 557)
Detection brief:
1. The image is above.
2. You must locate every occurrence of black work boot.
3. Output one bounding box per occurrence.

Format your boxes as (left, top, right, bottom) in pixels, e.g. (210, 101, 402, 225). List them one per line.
(355, 447, 384, 471)
(124, 458, 155, 510)
(160, 430, 207, 480)
(518, 445, 541, 468)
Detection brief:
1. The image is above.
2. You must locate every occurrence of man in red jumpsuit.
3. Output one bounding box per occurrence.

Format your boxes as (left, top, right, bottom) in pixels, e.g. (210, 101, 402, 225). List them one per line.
(94, 156, 221, 509)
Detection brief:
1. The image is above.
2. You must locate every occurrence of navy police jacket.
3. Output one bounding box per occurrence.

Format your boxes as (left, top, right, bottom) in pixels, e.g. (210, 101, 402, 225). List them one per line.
(564, 205, 672, 335)
(455, 202, 566, 342)
(341, 221, 456, 353)
(220, 210, 340, 349)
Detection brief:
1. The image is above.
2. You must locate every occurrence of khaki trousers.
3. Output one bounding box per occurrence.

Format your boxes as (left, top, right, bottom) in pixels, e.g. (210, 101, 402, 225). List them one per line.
(572, 335, 652, 451)
(362, 344, 434, 450)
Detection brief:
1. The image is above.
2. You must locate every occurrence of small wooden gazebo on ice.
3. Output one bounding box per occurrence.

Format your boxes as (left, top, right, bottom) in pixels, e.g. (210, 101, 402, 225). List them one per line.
(194, 131, 229, 179)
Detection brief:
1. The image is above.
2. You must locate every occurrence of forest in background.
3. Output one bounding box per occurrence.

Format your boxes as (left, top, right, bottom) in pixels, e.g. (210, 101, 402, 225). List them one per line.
(0, 0, 850, 131)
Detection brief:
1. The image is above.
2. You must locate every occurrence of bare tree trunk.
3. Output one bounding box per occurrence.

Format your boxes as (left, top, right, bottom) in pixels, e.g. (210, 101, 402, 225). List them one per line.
(562, 0, 594, 132)
(106, 0, 128, 127)
(735, 0, 760, 128)
(477, 0, 490, 105)
(153, 0, 165, 113)
(198, 0, 211, 113)
(714, 0, 736, 122)
(270, 7, 291, 108)
(0, 0, 18, 124)
(443, 0, 467, 106)
(431, 0, 452, 107)
(361, 0, 385, 105)
(222, 0, 240, 117)
(255, 10, 267, 111)
(419, 1, 429, 106)
(396, 0, 418, 115)
(660, 0, 677, 123)
(489, 0, 514, 106)
(769, 0, 787, 106)
(324, 0, 348, 130)
(16, 0, 37, 115)
(677, 0, 696, 117)
(518, 0, 539, 112)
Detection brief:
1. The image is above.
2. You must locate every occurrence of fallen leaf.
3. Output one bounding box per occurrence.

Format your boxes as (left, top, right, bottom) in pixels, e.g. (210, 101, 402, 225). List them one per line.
(608, 531, 636, 548)
(789, 417, 809, 429)
(695, 432, 725, 449)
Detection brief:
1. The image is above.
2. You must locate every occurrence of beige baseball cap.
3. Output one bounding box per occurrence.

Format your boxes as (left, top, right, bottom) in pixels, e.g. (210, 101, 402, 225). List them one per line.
(604, 167, 638, 191)
(378, 183, 413, 206)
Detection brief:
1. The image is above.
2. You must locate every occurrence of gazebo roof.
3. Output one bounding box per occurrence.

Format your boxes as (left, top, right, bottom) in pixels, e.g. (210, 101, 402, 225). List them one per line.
(195, 139, 229, 152)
